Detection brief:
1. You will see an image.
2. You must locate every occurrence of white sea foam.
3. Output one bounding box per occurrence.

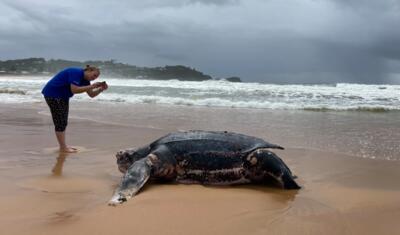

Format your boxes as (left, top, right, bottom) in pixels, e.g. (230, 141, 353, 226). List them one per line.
(0, 76, 399, 111)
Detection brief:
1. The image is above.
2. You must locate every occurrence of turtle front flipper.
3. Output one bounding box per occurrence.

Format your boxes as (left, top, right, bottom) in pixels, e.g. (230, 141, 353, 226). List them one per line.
(108, 157, 151, 206)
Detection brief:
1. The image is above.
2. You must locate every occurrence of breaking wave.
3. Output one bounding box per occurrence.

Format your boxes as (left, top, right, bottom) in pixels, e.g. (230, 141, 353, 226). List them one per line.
(1, 76, 399, 111)
(0, 88, 26, 95)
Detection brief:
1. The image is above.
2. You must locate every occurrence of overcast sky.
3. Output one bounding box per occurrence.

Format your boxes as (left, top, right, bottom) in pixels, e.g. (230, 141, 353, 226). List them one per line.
(1, 0, 400, 83)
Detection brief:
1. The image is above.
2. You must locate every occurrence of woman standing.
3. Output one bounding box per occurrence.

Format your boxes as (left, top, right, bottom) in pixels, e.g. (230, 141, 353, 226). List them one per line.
(42, 65, 108, 153)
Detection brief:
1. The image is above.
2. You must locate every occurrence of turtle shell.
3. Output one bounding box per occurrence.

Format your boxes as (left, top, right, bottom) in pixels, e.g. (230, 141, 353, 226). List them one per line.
(150, 130, 283, 154)
(149, 130, 284, 172)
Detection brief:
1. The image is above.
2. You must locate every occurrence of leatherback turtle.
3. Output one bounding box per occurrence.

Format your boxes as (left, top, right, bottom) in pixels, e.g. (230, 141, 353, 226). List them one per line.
(109, 130, 300, 206)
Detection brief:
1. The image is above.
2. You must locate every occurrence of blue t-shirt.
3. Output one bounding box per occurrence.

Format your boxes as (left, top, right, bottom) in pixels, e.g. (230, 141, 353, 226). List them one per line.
(42, 68, 90, 99)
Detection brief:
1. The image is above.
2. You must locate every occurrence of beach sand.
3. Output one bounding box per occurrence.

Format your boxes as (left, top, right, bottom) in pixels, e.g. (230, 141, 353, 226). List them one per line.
(0, 103, 399, 235)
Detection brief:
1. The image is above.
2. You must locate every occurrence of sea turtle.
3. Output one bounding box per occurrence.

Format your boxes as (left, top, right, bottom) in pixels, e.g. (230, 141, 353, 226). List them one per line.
(109, 130, 300, 206)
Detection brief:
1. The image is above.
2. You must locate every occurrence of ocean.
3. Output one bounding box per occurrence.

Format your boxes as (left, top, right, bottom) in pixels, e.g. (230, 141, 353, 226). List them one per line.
(0, 76, 399, 111)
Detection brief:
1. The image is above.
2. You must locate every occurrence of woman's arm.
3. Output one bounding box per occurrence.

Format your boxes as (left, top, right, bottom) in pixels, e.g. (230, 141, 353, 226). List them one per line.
(70, 82, 103, 94)
(71, 84, 95, 94)
(86, 82, 108, 98)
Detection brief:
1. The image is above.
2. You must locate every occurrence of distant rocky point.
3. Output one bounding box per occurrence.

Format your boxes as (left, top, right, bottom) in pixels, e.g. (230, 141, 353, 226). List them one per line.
(224, 77, 242, 82)
(0, 58, 224, 82)
(214, 76, 242, 83)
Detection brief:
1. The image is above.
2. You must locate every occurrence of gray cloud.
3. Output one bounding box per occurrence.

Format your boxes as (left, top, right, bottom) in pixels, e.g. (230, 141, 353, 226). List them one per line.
(1, 0, 399, 84)
(188, 0, 239, 5)
(329, 0, 400, 10)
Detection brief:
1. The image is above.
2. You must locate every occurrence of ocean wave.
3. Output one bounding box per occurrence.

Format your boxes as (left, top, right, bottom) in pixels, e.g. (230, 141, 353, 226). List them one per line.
(76, 93, 400, 112)
(0, 88, 26, 95)
(1, 77, 400, 111)
(302, 107, 394, 112)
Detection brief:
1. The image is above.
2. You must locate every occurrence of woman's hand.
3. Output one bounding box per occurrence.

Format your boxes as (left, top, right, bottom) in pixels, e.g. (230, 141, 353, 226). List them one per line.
(101, 81, 108, 90)
(91, 82, 103, 89)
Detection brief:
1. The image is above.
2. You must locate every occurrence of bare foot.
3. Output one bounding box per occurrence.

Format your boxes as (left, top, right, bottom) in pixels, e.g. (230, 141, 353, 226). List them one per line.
(59, 147, 78, 153)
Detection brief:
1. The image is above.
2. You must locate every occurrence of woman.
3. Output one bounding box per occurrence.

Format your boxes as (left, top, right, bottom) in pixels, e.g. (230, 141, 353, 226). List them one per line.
(42, 65, 108, 153)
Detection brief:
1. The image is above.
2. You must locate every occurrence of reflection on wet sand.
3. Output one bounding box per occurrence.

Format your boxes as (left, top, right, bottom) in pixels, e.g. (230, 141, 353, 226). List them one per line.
(51, 152, 68, 176)
(51, 147, 85, 176)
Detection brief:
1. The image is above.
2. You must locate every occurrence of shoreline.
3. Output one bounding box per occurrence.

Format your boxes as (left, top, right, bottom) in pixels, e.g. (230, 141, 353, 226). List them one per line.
(48, 101, 400, 161)
(5, 100, 400, 161)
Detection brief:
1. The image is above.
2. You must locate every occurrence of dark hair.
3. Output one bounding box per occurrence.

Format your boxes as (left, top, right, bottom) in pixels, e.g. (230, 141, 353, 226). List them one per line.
(83, 65, 100, 72)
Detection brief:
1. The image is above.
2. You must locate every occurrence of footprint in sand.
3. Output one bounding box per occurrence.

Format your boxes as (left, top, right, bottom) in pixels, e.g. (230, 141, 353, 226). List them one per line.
(18, 176, 109, 194)
(49, 210, 79, 224)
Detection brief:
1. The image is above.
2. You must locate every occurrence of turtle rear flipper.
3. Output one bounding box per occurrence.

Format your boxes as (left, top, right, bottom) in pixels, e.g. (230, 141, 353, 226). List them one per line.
(281, 173, 301, 189)
(245, 148, 300, 190)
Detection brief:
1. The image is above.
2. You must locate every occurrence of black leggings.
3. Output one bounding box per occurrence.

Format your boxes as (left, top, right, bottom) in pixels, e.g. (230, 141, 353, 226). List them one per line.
(45, 97, 69, 132)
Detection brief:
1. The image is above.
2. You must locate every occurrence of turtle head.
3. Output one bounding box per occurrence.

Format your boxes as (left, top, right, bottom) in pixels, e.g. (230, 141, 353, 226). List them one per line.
(115, 146, 150, 173)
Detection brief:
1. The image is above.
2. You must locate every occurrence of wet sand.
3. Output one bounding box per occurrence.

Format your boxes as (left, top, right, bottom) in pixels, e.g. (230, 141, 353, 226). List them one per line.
(0, 103, 399, 235)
